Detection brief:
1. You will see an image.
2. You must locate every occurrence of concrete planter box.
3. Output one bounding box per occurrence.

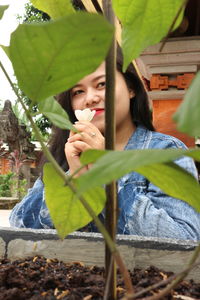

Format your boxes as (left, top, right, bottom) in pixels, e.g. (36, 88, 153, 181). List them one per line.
(0, 227, 199, 281)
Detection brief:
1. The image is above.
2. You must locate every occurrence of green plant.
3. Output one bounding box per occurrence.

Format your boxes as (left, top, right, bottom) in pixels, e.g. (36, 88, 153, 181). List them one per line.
(7, 150, 28, 199)
(0, 0, 200, 299)
(10, 176, 27, 200)
(0, 173, 13, 197)
(0, 173, 27, 200)
(17, 2, 50, 23)
(12, 86, 51, 141)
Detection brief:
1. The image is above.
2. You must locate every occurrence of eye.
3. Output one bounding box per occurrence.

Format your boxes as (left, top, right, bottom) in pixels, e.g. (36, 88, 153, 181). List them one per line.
(72, 89, 84, 97)
(97, 81, 106, 88)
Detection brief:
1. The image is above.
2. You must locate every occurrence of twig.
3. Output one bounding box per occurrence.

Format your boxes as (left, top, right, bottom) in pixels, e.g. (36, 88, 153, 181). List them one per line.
(0, 56, 134, 296)
(124, 274, 176, 300)
(0, 60, 67, 183)
(159, 0, 188, 52)
(103, 256, 114, 300)
(140, 243, 200, 300)
(102, 0, 118, 299)
(123, 261, 199, 300)
(68, 181, 134, 296)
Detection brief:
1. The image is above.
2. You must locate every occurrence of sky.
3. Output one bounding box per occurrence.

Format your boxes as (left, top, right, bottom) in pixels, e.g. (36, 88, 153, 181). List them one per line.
(0, 0, 29, 107)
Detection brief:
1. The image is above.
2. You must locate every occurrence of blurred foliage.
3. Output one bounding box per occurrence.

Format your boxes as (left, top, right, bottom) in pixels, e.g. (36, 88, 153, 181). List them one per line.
(0, 173, 13, 197)
(12, 85, 51, 141)
(0, 173, 27, 199)
(17, 2, 50, 23)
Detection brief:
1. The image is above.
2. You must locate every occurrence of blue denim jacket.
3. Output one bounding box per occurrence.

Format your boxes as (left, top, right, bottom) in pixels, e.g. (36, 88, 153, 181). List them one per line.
(9, 126, 200, 240)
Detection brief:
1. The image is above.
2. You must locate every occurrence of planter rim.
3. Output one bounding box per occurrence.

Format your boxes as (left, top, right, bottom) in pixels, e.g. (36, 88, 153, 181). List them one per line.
(0, 226, 198, 251)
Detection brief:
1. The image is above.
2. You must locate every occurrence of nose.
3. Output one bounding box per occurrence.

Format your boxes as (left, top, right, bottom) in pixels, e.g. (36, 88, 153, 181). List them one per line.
(85, 88, 101, 107)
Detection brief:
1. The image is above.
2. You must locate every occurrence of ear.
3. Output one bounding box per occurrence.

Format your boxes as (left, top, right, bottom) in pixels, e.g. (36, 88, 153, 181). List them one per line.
(129, 89, 135, 99)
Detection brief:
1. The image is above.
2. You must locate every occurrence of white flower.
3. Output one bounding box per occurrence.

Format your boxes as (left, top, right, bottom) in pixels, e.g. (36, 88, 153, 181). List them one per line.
(75, 108, 96, 121)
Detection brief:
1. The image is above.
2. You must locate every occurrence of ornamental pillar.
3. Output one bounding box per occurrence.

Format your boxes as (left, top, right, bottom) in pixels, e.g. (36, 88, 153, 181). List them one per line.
(136, 37, 200, 147)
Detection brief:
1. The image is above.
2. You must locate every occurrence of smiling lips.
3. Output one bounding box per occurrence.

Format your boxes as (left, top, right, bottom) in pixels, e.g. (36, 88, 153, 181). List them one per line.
(92, 108, 104, 116)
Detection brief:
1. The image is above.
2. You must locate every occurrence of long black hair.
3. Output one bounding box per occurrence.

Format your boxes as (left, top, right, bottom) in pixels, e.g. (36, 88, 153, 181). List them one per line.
(48, 48, 155, 171)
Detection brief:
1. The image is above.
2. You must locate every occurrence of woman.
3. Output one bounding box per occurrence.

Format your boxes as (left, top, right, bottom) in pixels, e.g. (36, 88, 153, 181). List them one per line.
(9, 52, 200, 240)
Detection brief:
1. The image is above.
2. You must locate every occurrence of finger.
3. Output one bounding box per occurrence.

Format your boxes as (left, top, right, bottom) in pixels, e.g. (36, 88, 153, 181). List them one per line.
(74, 121, 98, 133)
(65, 141, 81, 158)
(65, 141, 90, 177)
(69, 130, 75, 138)
(68, 132, 95, 144)
(73, 141, 92, 152)
(65, 142, 83, 173)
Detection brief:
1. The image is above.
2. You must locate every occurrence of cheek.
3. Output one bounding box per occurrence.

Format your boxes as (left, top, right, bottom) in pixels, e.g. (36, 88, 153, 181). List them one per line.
(71, 97, 83, 110)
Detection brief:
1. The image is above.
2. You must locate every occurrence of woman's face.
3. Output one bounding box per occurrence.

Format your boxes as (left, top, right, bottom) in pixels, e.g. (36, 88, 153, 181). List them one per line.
(70, 62, 134, 134)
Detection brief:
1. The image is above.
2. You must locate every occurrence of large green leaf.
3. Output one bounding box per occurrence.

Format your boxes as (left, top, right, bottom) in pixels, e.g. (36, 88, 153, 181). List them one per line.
(43, 163, 106, 239)
(80, 148, 200, 175)
(173, 72, 200, 137)
(112, 0, 184, 70)
(31, 0, 74, 19)
(80, 149, 107, 165)
(0, 45, 10, 58)
(137, 162, 200, 212)
(0, 5, 8, 20)
(38, 96, 75, 130)
(9, 13, 113, 103)
(78, 148, 200, 211)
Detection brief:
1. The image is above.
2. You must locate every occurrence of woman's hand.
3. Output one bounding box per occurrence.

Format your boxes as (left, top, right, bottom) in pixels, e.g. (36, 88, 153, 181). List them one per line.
(65, 121, 104, 177)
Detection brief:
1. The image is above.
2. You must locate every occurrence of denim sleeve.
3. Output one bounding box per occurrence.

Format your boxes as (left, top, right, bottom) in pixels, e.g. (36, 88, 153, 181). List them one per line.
(9, 177, 53, 229)
(123, 156, 200, 240)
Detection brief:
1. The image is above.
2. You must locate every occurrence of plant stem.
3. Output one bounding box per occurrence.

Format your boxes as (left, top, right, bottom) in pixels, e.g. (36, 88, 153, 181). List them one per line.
(0, 58, 134, 296)
(138, 243, 200, 300)
(124, 261, 200, 299)
(0, 60, 67, 182)
(159, 0, 188, 52)
(103, 256, 113, 300)
(68, 180, 134, 296)
(102, 0, 117, 299)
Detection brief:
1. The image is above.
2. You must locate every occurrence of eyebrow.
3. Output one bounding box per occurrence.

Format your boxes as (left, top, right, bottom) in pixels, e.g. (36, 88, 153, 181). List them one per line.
(72, 75, 106, 89)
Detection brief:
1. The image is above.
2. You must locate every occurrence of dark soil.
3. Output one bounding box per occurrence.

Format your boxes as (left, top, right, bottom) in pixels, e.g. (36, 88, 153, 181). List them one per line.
(0, 256, 199, 300)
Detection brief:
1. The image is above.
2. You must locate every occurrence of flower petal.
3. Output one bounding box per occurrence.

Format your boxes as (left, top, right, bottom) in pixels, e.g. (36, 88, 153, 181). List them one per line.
(74, 108, 96, 121)
(74, 110, 82, 121)
(87, 110, 96, 121)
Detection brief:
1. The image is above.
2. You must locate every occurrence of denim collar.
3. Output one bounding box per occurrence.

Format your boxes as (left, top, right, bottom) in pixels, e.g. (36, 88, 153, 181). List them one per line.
(124, 125, 150, 150)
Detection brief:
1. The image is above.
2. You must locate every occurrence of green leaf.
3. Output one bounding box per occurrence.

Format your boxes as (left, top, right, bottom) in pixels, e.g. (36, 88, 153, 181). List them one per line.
(112, 0, 184, 70)
(31, 0, 74, 19)
(80, 148, 200, 185)
(43, 163, 106, 239)
(173, 72, 200, 137)
(137, 162, 200, 212)
(78, 148, 200, 211)
(80, 149, 107, 165)
(38, 96, 75, 130)
(0, 5, 8, 20)
(0, 45, 10, 59)
(10, 13, 113, 103)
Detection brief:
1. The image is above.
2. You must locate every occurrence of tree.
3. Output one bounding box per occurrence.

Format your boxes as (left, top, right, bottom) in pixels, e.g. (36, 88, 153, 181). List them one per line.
(17, 2, 50, 23)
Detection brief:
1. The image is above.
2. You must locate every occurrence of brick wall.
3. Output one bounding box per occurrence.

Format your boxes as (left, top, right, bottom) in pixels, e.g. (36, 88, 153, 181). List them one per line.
(0, 158, 11, 175)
